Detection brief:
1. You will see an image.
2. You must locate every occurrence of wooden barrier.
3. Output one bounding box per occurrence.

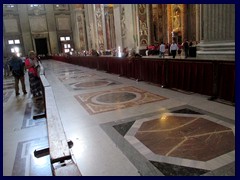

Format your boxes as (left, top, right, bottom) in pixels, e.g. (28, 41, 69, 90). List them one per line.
(50, 56, 235, 103)
(39, 64, 81, 176)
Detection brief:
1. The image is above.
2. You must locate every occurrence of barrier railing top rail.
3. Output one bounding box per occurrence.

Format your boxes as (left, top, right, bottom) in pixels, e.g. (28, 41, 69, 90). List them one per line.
(39, 63, 81, 176)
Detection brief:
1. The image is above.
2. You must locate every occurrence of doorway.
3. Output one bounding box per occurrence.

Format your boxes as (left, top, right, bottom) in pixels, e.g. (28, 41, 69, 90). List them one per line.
(35, 38, 48, 56)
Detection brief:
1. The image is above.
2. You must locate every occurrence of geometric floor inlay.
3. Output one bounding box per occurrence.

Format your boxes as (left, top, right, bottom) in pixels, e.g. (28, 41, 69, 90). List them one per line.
(74, 86, 167, 114)
(21, 101, 46, 129)
(3, 78, 15, 103)
(3, 82, 15, 90)
(12, 137, 51, 176)
(171, 108, 203, 115)
(58, 72, 95, 82)
(3, 90, 13, 103)
(101, 106, 235, 176)
(67, 78, 121, 90)
(150, 161, 209, 176)
(135, 115, 235, 161)
(113, 121, 135, 136)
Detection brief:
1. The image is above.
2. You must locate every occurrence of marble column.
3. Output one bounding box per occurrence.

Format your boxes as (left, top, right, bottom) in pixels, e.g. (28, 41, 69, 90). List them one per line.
(18, 4, 33, 55)
(85, 4, 96, 50)
(94, 4, 105, 50)
(181, 4, 186, 42)
(167, 5, 172, 43)
(45, 5, 58, 55)
(113, 4, 123, 50)
(195, 4, 200, 42)
(137, 4, 149, 49)
(72, 7, 88, 51)
(162, 4, 168, 44)
(197, 4, 235, 60)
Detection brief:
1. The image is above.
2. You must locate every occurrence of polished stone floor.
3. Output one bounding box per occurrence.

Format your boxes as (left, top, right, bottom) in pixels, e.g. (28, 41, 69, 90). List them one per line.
(3, 59, 235, 176)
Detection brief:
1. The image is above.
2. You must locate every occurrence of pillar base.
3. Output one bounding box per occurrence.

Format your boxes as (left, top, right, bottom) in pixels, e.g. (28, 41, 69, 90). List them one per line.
(197, 41, 235, 61)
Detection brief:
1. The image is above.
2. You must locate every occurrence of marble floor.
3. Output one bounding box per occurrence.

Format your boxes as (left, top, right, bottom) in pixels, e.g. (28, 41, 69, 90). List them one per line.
(3, 59, 235, 176)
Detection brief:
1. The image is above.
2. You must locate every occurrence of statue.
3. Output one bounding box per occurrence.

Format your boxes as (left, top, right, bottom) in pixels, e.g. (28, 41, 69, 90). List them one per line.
(173, 9, 180, 32)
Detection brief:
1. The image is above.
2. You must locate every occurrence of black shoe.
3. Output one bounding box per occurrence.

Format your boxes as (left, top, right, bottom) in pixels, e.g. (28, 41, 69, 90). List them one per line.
(23, 91, 27, 95)
(16, 93, 20, 96)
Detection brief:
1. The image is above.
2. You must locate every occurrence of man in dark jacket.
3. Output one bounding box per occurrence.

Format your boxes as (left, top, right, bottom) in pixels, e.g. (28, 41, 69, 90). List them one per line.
(183, 39, 189, 58)
(9, 53, 27, 96)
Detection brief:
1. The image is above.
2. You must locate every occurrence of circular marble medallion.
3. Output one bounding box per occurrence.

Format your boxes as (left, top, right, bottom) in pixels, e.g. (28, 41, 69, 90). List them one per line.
(75, 80, 110, 88)
(92, 91, 141, 105)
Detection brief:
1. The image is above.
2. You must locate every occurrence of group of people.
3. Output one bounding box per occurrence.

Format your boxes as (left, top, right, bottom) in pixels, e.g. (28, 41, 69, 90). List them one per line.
(158, 40, 194, 59)
(158, 41, 179, 59)
(6, 51, 42, 98)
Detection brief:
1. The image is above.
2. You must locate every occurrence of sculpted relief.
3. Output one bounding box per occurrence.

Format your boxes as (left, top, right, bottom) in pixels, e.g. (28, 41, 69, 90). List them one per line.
(121, 7, 126, 38)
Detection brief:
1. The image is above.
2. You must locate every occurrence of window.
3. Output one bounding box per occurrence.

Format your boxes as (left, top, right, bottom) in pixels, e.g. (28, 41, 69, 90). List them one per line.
(63, 43, 73, 53)
(3, 4, 15, 8)
(64, 44, 71, 49)
(8, 39, 20, 45)
(60, 36, 73, 53)
(28, 4, 44, 11)
(30, 4, 40, 8)
(3, 4, 17, 12)
(14, 39, 20, 44)
(54, 4, 69, 11)
(8, 40, 14, 44)
(11, 47, 19, 53)
(60, 36, 70, 41)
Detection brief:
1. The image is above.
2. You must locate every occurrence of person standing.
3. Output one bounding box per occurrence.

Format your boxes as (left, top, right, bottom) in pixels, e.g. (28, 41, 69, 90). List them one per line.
(170, 41, 178, 58)
(4, 56, 11, 78)
(182, 39, 189, 58)
(8, 53, 27, 96)
(25, 51, 42, 98)
(159, 42, 165, 58)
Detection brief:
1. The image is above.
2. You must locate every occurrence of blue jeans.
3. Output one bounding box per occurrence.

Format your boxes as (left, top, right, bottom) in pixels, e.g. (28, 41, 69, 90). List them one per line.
(159, 52, 165, 58)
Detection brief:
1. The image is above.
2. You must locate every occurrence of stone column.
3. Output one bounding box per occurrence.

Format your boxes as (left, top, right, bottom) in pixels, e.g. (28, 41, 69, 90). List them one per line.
(162, 4, 168, 43)
(195, 4, 200, 42)
(85, 4, 96, 50)
(18, 4, 33, 55)
(167, 5, 172, 43)
(137, 4, 149, 49)
(113, 4, 123, 50)
(181, 4, 187, 42)
(45, 5, 58, 55)
(71, 6, 88, 51)
(121, 4, 135, 49)
(94, 4, 105, 51)
(197, 4, 235, 60)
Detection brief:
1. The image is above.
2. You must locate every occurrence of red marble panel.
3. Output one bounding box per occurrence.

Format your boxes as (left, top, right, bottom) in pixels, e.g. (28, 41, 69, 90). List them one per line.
(135, 115, 235, 161)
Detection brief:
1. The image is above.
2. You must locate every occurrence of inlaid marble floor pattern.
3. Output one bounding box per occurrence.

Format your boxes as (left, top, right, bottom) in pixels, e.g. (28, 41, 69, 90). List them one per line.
(3, 60, 235, 176)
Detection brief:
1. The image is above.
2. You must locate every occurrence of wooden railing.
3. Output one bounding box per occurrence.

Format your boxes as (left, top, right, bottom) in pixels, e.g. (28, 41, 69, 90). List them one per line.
(50, 55, 235, 103)
(39, 63, 82, 176)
